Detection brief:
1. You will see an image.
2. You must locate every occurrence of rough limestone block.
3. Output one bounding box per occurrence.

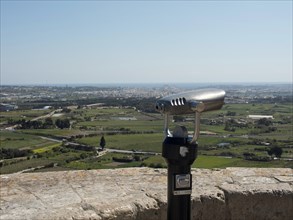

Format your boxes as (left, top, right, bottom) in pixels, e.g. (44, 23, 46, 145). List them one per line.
(0, 167, 292, 220)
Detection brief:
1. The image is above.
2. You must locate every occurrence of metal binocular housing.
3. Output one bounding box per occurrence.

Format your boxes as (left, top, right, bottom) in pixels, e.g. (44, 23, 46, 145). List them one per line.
(155, 88, 226, 115)
(156, 88, 226, 143)
(156, 88, 226, 220)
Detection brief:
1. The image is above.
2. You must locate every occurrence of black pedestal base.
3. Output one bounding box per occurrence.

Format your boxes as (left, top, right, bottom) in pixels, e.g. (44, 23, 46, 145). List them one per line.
(162, 137, 197, 220)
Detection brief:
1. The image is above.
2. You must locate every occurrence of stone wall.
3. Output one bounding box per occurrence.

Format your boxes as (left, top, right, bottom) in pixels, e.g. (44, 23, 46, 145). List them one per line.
(0, 167, 292, 220)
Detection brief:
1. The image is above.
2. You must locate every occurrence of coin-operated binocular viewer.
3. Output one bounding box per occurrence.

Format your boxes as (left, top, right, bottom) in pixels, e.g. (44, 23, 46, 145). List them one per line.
(155, 88, 225, 220)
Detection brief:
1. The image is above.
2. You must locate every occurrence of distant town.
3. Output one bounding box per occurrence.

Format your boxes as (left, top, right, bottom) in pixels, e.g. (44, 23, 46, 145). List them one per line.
(1, 83, 291, 111)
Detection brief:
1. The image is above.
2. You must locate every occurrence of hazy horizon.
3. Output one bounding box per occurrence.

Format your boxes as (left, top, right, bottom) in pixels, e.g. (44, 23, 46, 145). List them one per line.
(2, 82, 292, 88)
(1, 1, 292, 85)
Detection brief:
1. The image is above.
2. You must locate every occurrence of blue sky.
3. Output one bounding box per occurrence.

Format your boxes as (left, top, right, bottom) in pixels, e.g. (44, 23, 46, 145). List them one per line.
(1, 0, 292, 85)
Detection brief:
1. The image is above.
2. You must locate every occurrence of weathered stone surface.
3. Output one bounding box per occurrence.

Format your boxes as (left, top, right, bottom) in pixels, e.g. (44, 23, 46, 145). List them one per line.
(0, 167, 292, 220)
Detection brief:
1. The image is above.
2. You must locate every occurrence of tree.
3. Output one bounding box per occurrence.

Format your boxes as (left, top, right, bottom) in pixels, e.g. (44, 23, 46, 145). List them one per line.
(257, 118, 272, 127)
(55, 119, 70, 129)
(100, 136, 106, 150)
(267, 146, 283, 158)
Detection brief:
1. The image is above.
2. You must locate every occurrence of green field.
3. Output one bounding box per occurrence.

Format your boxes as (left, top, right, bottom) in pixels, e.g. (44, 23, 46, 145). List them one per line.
(193, 155, 292, 168)
(0, 109, 51, 123)
(18, 129, 85, 137)
(0, 158, 54, 174)
(138, 154, 292, 169)
(1, 103, 292, 174)
(63, 154, 292, 171)
(0, 130, 57, 150)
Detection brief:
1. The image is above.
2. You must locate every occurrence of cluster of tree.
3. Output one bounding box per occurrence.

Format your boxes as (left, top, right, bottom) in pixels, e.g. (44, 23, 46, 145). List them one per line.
(251, 123, 277, 134)
(55, 119, 70, 129)
(243, 146, 283, 160)
(34, 146, 95, 164)
(112, 156, 133, 163)
(254, 118, 277, 132)
(243, 152, 272, 162)
(112, 155, 143, 163)
(263, 126, 277, 133)
(135, 97, 158, 113)
(63, 152, 95, 164)
(256, 118, 273, 127)
(64, 143, 95, 152)
(52, 146, 71, 153)
(224, 118, 249, 132)
(13, 118, 54, 129)
(0, 148, 32, 159)
(254, 147, 270, 152)
(12, 118, 71, 130)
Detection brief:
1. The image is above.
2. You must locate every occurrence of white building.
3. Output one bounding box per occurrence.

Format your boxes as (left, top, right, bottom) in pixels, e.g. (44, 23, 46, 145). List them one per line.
(247, 115, 274, 120)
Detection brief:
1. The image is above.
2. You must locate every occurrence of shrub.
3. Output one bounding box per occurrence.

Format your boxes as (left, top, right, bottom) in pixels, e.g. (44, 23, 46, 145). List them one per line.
(112, 156, 133, 163)
(0, 148, 33, 159)
(267, 146, 283, 158)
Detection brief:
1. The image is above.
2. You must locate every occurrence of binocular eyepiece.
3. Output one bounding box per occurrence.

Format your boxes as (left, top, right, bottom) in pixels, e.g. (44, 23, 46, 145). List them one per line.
(155, 88, 225, 115)
(156, 88, 226, 143)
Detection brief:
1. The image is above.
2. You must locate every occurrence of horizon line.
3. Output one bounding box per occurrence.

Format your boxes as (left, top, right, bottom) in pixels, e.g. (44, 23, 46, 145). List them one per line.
(1, 82, 292, 87)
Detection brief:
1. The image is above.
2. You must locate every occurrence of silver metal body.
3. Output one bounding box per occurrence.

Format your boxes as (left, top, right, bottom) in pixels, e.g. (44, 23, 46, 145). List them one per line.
(156, 88, 226, 143)
(155, 88, 225, 115)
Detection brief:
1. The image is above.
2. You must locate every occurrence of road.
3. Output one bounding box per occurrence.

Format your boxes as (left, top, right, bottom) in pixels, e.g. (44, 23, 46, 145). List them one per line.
(31, 109, 62, 121)
(40, 136, 62, 143)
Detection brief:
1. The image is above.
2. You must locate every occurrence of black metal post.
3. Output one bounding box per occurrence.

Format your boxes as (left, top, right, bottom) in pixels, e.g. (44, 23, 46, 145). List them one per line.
(162, 137, 197, 220)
